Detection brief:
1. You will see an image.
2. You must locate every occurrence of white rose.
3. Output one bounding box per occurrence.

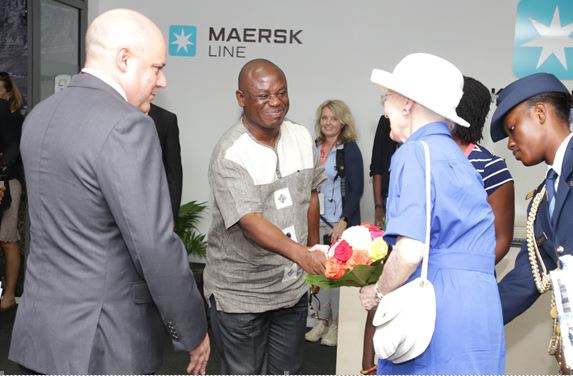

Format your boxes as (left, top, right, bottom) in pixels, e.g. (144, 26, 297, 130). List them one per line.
(340, 225, 372, 251)
(326, 240, 341, 258)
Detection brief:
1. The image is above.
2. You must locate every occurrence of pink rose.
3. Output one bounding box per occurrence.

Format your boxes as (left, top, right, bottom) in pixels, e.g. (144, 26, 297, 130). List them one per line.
(370, 231, 385, 240)
(359, 223, 385, 240)
(333, 240, 353, 262)
(361, 223, 384, 240)
(361, 223, 379, 232)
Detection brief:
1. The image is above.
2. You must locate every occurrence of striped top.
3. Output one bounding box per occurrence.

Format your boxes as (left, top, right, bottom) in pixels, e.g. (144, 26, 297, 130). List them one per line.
(468, 143, 513, 195)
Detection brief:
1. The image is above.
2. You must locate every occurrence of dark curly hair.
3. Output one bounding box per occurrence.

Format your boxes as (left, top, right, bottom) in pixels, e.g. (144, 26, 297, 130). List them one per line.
(453, 76, 491, 144)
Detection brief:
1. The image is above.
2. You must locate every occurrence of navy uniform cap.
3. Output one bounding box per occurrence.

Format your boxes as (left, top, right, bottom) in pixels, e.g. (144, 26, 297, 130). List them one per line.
(490, 73, 569, 142)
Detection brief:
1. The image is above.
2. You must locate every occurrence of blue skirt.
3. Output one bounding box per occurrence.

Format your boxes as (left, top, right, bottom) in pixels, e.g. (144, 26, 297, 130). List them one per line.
(377, 253, 505, 374)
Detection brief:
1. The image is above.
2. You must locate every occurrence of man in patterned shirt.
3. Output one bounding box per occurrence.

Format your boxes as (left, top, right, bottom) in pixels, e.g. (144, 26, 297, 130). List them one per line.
(204, 58, 326, 374)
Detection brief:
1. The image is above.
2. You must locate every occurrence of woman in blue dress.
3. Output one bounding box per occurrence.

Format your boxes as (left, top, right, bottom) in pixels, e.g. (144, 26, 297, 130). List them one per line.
(359, 53, 505, 374)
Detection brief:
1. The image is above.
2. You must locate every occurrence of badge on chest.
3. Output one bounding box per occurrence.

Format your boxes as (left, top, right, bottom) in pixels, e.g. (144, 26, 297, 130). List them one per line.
(274, 187, 293, 209)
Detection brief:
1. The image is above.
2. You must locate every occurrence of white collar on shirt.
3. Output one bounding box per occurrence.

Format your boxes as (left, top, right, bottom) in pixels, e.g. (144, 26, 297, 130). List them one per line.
(81, 68, 127, 102)
(549, 132, 573, 187)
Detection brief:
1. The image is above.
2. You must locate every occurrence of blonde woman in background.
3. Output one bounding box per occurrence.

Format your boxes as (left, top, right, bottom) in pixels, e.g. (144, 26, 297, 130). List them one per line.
(306, 99, 364, 346)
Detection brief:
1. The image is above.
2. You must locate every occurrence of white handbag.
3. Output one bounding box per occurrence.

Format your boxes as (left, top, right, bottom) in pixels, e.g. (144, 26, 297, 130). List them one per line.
(372, 141, 436, 364)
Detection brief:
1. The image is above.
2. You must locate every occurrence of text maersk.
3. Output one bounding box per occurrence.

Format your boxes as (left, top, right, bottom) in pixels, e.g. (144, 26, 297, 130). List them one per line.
(209, 27, 303, 44)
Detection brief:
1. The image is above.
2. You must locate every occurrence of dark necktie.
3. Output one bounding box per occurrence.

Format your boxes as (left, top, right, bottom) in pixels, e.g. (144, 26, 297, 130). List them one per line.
(546, 169, 558, 218)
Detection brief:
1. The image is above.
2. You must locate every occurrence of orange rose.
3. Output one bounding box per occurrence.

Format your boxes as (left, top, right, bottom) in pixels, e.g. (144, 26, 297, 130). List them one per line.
(324, 258, 346, 280)
(346, 250, 372, 269)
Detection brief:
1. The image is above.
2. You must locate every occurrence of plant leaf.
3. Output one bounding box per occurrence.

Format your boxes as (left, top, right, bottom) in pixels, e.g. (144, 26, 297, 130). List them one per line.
(175, 200, 208, 257)
(305, 259, 385, 288)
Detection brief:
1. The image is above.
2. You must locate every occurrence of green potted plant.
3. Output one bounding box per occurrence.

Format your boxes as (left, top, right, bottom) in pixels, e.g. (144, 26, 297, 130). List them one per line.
(175, 200, 208, 258)
(175, 201, 208, 287)
(175, 200, 209, 316)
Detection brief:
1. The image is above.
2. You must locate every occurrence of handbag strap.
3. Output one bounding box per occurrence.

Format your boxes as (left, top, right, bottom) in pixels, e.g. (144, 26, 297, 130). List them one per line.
(420, 141, 431, 281)
(319, 215, 334, 229)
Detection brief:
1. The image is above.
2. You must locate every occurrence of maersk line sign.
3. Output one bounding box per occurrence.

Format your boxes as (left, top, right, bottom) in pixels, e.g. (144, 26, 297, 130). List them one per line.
(209, 27, 303, 44)
(207, 27, 303, 58)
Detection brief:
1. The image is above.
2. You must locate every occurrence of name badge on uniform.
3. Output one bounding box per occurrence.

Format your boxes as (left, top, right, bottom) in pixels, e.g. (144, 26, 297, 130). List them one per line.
(274, 187, 293, 209)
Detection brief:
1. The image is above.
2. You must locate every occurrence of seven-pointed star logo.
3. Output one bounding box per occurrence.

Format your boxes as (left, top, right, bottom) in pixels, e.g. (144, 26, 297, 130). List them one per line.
(168, 25, 197, 57)
(522, 6, 573, 69)
(171, 29, 194, 53)
(513, 0, 573, 78)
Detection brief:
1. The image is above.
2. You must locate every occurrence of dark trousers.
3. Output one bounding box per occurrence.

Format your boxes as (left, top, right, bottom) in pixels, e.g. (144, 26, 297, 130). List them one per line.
(18, 364, 154, 375)
(209, 294, 307, 375)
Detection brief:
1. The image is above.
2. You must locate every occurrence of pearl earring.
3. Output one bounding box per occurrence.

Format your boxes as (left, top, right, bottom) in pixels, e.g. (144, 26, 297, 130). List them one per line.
(402, 108, 409, 116)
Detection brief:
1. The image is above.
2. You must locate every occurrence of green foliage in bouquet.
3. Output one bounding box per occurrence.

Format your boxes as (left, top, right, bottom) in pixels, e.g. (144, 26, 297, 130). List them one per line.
(175, 200, 208, 258)
(305, 258, 385, 288)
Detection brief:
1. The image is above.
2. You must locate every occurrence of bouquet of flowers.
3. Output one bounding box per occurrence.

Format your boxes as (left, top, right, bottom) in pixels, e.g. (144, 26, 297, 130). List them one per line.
(306, 223, 389, 288)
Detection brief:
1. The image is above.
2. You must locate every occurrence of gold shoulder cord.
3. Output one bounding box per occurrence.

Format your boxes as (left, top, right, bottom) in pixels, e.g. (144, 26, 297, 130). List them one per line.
(526, 186, 561, 356)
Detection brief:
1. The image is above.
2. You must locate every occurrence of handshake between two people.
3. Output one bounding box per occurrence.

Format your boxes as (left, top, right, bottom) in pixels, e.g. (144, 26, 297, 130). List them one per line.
(300, 245, 328, 275)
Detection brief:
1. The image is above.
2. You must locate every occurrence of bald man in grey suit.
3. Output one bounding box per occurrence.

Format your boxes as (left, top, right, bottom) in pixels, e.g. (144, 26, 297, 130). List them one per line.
(9, 9, 209, 374)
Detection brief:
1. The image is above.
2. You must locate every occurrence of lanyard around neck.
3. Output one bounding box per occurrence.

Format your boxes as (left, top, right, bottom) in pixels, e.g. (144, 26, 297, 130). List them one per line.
(320, 137, 338, 165)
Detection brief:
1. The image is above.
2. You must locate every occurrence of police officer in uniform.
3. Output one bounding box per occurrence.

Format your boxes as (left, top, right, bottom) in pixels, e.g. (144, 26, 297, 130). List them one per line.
(493, 73, 573, 374)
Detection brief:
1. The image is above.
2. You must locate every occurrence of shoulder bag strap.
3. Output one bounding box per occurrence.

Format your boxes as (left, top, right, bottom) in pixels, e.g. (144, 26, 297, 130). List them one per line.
(336, 145, 347, 204)
(320, 214, 334, 228)
(420, 141, 431, 282)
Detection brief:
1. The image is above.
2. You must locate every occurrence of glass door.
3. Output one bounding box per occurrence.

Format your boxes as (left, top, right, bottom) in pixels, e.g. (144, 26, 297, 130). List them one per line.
(29, 0, 87, 107)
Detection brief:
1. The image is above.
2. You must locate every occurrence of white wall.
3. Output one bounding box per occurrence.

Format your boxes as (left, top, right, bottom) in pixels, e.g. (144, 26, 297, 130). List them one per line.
(88, 0, 564, 238)
(87, 1, 571, 373)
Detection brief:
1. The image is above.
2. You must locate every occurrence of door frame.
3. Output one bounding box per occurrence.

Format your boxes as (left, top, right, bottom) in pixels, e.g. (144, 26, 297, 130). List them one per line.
(27, 0, 87, 108)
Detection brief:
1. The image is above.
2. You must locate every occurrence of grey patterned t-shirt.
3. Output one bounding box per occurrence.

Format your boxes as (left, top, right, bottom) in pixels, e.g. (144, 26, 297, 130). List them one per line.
(204, 119, 326, 313)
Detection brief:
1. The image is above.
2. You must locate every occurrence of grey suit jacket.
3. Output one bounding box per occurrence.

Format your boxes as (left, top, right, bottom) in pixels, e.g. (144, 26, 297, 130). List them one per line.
(9, 73, 207, 374)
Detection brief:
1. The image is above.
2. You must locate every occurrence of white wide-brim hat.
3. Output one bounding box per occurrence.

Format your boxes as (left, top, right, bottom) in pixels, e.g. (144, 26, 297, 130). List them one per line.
(371, 53, 469, 127)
